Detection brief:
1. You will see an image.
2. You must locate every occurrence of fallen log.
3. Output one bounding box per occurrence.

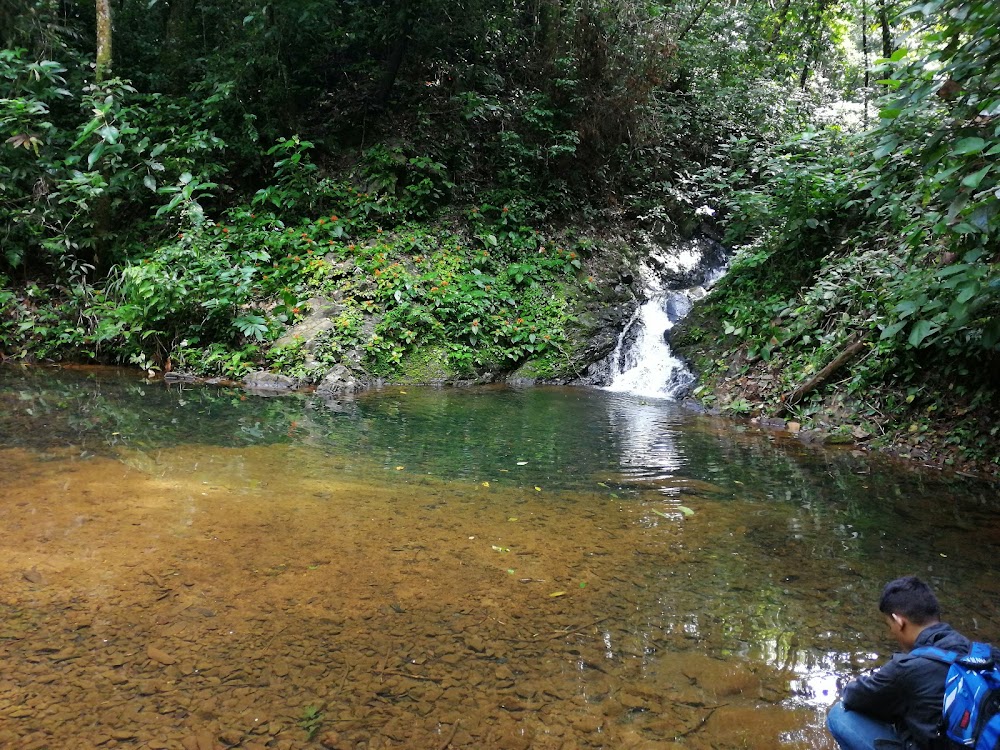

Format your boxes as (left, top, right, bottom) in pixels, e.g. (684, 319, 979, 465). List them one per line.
(779, 337, 866, 413)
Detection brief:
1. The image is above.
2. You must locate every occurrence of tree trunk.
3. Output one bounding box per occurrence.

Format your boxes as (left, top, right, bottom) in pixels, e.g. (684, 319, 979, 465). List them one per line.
(763, 0, 792, 55)
(376, 5, 412, 108)
(877, 0, 893, 57)
(677, 0, 715, 41)
(96, 0, 112, 81)
(797, 0, 828, 91)
(862, 0, 870, 88)
(780, 338, 867, 411)
(862, 0, 870, 125)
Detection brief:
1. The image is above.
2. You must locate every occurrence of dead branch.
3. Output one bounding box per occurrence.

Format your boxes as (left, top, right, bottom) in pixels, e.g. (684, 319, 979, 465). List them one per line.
(780, 337, 866, 413)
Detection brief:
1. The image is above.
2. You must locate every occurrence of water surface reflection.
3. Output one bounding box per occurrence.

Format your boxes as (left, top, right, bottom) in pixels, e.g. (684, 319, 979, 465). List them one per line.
(1, 366, 998, 749)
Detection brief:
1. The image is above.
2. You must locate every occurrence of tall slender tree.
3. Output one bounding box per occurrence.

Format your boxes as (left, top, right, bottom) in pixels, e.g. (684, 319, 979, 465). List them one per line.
(876, 0, 893, 57)
(96, 0, 112, 81)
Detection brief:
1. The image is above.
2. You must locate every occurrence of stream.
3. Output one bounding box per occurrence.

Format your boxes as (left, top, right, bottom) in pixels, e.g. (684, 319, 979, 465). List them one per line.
(1, 365, 999, 750)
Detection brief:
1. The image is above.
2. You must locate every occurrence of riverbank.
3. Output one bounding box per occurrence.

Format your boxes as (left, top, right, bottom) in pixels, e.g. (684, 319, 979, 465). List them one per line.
(670, 275, 1000, 482)
(3, 207, 998, 483)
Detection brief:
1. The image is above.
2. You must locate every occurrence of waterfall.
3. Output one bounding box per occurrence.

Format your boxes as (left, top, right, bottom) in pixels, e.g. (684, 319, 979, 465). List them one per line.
(598, 236, 727, 400)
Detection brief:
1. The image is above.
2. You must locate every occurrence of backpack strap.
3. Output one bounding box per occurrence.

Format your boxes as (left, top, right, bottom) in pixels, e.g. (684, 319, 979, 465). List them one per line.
(911, 643, 995, 669)
(909, 646, 960, 664)
(959, 642, 994, 669)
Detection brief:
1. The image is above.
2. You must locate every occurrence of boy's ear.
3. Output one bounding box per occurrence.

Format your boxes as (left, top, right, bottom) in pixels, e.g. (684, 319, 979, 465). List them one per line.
(891, 613, 905, 628)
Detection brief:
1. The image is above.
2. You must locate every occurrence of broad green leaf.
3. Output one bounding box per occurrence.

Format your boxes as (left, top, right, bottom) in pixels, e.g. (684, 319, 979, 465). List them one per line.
(982, 319, 1000, 349)
(872, 136, 899, 159)
(97, 124, 119, 144)
(87, 141, 106, 168)
(908, 319, 938, 347)
(956, 283, 980, 305)
(952, 223, 980, 235)
(961, 165, 991, 189)
(932, 165, 961, 183)
(71, 117, 103, 149)
(143, 174, 156, 191)
(880, 321, 908, 339)
(937, 263, 972, 278)
(953, 137, 986, 155)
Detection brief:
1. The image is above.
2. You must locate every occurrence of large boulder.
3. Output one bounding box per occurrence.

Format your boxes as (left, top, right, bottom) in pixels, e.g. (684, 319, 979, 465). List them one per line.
(273, 296, 346, 350)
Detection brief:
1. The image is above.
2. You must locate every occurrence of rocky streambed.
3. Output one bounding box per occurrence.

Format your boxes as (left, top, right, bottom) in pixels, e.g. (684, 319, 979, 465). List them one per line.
(1, 442, 831, 750)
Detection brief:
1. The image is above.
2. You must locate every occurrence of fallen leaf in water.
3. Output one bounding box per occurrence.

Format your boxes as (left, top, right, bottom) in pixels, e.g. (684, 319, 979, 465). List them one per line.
(597, 482, 609, 488)
(22, 568, 44, 584)
(534, 486, 541, 492)
(147, 645, 176, 665)
(482, 481, 490, 488)
(491, 545, 510, 553)
(549, 591, 567, 598)
(395, 466, 405, 471)
(507, 517, 518, 522)
(516, 461, 528, 465)
(652, 506, 694, 519)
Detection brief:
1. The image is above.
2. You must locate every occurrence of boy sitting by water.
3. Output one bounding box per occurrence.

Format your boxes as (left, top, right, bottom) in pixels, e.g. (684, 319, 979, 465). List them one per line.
(827, 575, 996, 750)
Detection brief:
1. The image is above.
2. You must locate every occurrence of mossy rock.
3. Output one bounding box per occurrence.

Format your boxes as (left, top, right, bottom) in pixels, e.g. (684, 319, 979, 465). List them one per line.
(395, 345, 462, 384)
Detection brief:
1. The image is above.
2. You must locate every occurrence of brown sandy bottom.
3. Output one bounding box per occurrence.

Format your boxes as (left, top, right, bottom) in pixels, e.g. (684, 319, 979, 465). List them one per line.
(0, 445, 834, 750)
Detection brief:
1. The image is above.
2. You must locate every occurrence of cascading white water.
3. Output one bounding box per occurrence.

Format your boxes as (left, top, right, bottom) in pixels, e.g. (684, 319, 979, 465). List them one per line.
(602, 282, 696, 399)
(601, 238, 726, 400)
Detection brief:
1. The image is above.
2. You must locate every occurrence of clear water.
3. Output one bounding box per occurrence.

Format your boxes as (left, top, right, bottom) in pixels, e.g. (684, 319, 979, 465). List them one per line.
(2, 365, 999, 750)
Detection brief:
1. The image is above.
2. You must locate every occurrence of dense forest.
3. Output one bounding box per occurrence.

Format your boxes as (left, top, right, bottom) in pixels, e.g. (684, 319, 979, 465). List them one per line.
(1, 0, 997, 473)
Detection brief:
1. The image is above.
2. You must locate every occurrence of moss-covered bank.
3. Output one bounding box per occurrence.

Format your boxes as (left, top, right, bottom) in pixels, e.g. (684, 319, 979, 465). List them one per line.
(1, 205, 656, 391)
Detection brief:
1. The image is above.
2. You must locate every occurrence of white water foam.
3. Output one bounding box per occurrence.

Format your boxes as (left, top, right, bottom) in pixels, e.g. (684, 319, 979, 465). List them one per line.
(602, 290, 693, 399)
(601, 240, 726, 400)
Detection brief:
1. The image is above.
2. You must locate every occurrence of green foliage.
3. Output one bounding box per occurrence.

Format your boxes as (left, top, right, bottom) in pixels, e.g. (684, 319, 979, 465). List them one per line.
(859, 0, 1000, 353)
(1, 46, 229, 277)
(298, 705, 323, 741)
(0, 277, 95, 361)
(308, 220, 582, 378)
(96, 223, 273, 368)
(252, 136, 319, 215)
(359, 145, 455, 219)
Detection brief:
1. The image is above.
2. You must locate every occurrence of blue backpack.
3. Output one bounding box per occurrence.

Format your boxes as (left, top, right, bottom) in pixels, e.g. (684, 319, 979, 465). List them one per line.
(910, 642, 1000, 750)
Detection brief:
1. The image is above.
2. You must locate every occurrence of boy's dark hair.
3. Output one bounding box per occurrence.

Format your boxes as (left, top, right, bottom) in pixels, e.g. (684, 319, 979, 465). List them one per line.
(878, 576, 941, 624)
